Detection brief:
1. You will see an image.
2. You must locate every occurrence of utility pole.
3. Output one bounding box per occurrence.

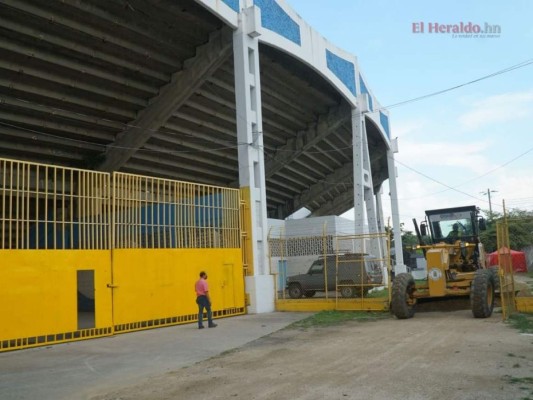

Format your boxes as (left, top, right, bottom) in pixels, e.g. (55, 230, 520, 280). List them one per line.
(481, 188, 498, 219)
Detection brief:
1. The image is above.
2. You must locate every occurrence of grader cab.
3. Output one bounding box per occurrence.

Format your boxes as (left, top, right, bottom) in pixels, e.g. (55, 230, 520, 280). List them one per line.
(391, 205, 496, 319)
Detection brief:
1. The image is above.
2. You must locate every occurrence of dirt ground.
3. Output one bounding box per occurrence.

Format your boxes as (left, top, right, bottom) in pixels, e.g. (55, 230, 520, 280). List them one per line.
(92, 307, 533, 400)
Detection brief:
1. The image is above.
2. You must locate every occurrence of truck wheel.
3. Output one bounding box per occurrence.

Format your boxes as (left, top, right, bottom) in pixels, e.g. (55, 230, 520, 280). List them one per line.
(340, 281, 355, 298)
(391, 273, 416, 319)
(471, 269, 495, 318)
(304, 290, 316, 298)
(288, 283, 303, 299)
(340, 287, 355, 298)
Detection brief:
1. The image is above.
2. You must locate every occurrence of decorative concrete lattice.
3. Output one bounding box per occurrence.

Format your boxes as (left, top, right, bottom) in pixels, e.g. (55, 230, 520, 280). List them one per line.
(269, 235, 335, 257)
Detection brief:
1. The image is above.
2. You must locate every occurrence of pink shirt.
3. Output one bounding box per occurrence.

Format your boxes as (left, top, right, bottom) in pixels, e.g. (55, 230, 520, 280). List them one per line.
(195, 278, 209, 296)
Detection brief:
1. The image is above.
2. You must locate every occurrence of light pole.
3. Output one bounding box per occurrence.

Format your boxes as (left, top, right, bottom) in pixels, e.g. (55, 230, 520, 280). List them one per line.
(481, 188, 498, 219)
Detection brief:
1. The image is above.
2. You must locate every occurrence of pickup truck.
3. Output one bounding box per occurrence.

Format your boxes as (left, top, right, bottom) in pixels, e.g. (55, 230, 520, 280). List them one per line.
(285, 254, 383, 299)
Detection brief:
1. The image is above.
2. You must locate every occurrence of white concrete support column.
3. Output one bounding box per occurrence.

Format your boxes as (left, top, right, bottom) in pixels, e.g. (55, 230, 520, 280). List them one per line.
(233, 6, 274, 313)
(361, 114, 383, 260)
(351, 107, 365, 238)
(352, 97, 383, 258)
(387, 138, 406, 274)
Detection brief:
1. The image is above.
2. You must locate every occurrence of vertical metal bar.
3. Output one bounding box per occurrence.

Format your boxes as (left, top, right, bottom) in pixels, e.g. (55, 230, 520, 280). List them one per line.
(20, 162, 25, 249)
(187, 183, 196, 248)
(219, 188, 223, 248)
(1, 160, 6, 249)
(25, 163, 31, 249)
(133, 174, 137, 248)
(181, 182, 185, 248)
(175, 182, 179, 248)
(97, 173, 101, 250)
(113, 172, 118, 249)
(125, 173, 129, 248)
(52, 167, 57, 249)
(143, 176, 148, 249)
(104, 173, 108, 249)
(203, 185, 207, 247)
(114, 172, 124, 248)
(136, 175, 141, 248)
(177, 182, 182, 248)
(36, 164, 40, 249)
(113, 173, 117, 248)
(8, 161, 14, 249)
(61, 169, 65, 249)
(80, 170, 85, 250)
(162, 180, 167, 248)
(149, 177, 153, 249)
(70, 170, 74, 249)
(201, 185, 206, 248)
(88, 172, 92, 250)
(91, 172, 95, 250)
(44, 166, 48, 250)
(95, 173, 99, 250)
(156, 178, 161, 249)
(116, 173, 121, 248)
(14, 162, 20, 249)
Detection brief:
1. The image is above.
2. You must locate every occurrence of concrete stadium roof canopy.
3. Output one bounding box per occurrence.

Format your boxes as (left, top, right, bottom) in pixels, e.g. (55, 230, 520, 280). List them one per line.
(0, 0, 392, 218)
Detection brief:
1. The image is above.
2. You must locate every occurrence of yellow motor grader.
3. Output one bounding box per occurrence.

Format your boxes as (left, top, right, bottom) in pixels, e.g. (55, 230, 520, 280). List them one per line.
(391, 205, 496, 319)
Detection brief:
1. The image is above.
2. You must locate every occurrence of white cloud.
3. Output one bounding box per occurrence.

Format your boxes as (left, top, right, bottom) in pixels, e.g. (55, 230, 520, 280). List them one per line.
(391, 118, 426, 138)
(459, 90, 533, 131)
(397, 140, 493, 174)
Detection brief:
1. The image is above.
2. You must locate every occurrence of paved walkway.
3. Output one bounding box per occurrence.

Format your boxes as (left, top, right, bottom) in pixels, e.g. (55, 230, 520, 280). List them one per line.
(0, 312, 310, 400)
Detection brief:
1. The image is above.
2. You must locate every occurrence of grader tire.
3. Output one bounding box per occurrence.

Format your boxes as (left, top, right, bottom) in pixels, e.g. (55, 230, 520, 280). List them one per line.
(489, 266, 501, 293)
(471, 269, 495, 318)
(391, 273, 416, 319)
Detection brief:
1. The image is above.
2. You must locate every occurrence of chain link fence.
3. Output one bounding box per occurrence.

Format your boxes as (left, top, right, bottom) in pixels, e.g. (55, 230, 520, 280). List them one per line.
(269, 228, 391, 310)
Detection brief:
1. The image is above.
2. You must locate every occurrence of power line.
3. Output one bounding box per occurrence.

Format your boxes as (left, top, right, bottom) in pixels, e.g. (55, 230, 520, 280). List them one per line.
(392, 157, 495, 207)
(374, 58, 533, 112)
(395, 145, 533, 201)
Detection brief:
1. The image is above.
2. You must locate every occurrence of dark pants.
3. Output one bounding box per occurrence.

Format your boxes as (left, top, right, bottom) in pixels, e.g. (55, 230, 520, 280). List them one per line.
(196, 295, 213, 327)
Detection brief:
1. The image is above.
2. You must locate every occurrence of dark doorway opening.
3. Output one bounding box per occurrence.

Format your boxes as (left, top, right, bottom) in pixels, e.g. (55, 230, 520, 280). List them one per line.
(77, 270, 95, 330)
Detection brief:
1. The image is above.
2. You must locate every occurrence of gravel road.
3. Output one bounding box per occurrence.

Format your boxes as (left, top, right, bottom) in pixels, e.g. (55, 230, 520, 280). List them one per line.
(92, 309, 533, 400)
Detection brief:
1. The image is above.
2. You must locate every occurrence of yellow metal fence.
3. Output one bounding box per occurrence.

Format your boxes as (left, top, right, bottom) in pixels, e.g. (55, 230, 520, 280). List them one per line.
(270, 230, 391, 312)
(113, 172, 241, 249)
(496, 220, 516, 320)
(0, 158, 110, 250)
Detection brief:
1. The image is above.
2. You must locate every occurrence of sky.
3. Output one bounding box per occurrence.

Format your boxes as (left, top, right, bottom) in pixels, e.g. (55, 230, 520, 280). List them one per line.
(286, 0, 533, 231)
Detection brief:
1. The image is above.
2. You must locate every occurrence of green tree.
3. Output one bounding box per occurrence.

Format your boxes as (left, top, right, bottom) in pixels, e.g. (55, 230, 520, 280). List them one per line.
(479, 209, 533, 252)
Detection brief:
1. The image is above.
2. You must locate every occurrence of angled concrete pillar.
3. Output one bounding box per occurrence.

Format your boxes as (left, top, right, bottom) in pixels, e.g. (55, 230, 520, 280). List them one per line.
(387, 138, 406, 274)
(352, 96, 383, 258)
(375, 186, 389, 285)
(233, 6, 274, 313)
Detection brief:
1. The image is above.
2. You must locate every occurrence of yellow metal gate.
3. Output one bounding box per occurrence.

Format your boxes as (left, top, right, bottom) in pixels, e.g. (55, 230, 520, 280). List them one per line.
(0, 159, 113, 351)
(111, 172, 245, 333)
(0, 159, 246, 352)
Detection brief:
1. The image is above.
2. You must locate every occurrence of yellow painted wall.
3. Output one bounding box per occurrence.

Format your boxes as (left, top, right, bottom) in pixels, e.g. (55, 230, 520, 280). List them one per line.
(0, 250, 112, 339)
(112, 248, 245, 325)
